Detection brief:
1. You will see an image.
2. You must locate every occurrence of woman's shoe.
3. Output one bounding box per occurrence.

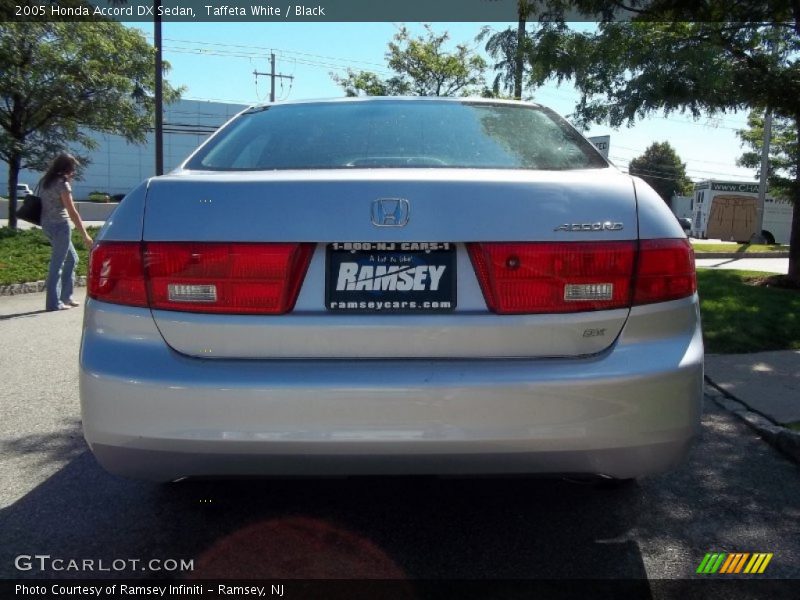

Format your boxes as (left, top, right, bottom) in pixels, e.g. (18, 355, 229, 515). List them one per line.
(64, 299, 80, 307)
(47, 303, 71, 311)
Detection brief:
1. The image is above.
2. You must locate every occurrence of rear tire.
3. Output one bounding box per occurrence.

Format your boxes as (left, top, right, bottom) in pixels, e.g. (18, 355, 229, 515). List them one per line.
(761, 230, 776, 245)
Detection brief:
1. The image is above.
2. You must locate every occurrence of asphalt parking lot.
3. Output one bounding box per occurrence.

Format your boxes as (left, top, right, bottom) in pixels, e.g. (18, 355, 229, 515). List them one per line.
(1, 290, 799, 591)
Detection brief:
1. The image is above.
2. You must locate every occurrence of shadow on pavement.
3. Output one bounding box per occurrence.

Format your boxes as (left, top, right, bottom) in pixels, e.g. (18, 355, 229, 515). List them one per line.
(0, 418, 85, 468)
(0, 309, 49, 321)
(1, 399, 798, 584)
(0, 451, 648, 582)
(629, 399, 800, 579)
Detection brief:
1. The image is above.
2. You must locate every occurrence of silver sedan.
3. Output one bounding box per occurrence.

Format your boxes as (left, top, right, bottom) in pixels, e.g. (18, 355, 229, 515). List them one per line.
(80, 98, 703, 481)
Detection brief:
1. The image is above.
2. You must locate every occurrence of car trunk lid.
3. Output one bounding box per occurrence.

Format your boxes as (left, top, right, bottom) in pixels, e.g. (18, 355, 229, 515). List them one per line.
(137, 168, 638, 359)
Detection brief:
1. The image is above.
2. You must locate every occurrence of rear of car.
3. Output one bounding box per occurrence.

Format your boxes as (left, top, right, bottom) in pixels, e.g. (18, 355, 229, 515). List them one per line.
(80, 98, 702, 482)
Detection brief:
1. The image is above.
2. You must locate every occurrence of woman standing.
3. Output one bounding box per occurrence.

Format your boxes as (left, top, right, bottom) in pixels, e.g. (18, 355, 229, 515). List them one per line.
(39, 153, 93, 311)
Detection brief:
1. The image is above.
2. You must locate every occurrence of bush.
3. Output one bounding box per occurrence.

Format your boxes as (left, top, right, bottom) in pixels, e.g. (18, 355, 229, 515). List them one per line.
(87, 191, 110, 203)
(0, 226, 99, 285)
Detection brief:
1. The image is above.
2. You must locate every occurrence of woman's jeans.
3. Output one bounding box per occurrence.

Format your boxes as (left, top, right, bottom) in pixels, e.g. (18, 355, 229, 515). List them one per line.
(42, 221, 78, 311)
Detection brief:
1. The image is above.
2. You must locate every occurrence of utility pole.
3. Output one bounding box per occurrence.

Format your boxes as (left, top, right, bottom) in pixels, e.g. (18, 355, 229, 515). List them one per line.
(108, 0, 162, 174)
(752, 109, 773, 244)
(154, 0, 164, 175)
(253, 53, 294, 103)
(514, 3, 526, 100)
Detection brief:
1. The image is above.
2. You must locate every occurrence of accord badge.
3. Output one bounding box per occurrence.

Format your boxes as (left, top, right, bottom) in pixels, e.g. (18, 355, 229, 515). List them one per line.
(554, 222, 624, 232)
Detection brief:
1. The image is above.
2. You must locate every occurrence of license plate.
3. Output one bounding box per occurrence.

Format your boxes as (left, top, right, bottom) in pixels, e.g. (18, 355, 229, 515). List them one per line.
(325, 243, 457, 313)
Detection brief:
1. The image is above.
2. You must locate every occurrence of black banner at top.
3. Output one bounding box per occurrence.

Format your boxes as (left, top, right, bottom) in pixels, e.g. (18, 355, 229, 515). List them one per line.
(6, 0, 560, 23)
(3, 0, 772, 23)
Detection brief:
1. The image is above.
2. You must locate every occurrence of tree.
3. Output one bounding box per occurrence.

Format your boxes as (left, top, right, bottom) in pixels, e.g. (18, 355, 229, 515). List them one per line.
(522, 6, 800, 283)
(0, 21, 182, 228)
(478, 1, 533, 99)
(332, 25, 488, 97)
(737, 109, 798, 201)
(628, 142, 693, 203)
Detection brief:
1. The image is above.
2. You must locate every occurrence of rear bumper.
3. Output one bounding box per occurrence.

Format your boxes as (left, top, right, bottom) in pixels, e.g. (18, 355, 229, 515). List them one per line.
(80, 298, 703, 482)
(89, 440, 694, 482)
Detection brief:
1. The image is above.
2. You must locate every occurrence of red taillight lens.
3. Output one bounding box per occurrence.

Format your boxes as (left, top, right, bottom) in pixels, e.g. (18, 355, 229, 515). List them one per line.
(468, 239, 696, 314)
(88, 242, 314, 314)
(146, 243, 314, 314)
(88, 242, 148, 307)
(468, 242, 636, 314)
(633, 239, 696, 305)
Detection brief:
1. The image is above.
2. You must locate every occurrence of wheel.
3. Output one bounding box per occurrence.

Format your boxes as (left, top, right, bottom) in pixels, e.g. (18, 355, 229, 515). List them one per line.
(761, 230, 775, 245)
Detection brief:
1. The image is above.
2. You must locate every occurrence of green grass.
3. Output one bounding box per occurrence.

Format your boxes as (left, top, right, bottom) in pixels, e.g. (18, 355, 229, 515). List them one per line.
(692, 242, 789, 253)
(698, 270, 800, 353)
(0, 226, 96, 285)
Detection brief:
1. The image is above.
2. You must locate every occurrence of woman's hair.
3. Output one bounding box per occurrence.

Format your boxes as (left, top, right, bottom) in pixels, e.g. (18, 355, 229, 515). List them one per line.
(40, 153, 79, 189)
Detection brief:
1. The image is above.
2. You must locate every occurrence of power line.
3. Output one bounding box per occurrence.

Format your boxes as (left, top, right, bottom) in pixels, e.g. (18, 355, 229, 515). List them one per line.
(153, 39, 394, 75)
(125, 33, 759, 182)
(611, 144, 747, 167)
(181, 95, 253, 104)
(153, 33, 752, 129)
(162, 44, 395, 78)
(156, 36, 390, 70)
(612, 156, 754, 182)
(534, 87, 748, 131)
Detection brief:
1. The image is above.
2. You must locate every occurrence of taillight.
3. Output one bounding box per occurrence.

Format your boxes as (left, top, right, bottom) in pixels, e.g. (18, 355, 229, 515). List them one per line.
(146, 243, 314, 314)
(88, 242, 314, 314)
(468, 239, 696, 314)
(468, 242, 635, 314)
(88, 242, 148, 307)
(633, 239, 696, 305)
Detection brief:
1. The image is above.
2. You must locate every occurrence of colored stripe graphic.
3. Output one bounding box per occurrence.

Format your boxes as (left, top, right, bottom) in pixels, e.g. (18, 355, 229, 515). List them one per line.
(719, 554, 736, 574)
(733, 553, 750, 574)
(719, 553, 750, 573)
(699, 552, 773, 575)
(744, 553, 774, 574)
(758, 554, 773, 573)
(696, 553, 713, 574)
(710, 554, 726, 573)
(744, 554, 760, 574)
(697, 553, 727, 574)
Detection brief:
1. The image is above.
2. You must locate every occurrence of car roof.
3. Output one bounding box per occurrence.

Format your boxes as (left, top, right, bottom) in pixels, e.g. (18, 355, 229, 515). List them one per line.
(245, 96, 544, 111)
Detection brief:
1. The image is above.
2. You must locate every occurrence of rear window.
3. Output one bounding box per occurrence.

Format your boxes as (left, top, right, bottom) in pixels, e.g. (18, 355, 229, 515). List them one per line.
(185, 100, 607, 171)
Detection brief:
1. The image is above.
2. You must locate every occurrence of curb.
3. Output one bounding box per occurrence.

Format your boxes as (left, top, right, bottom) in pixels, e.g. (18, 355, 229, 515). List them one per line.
(0, 276, 87, 297)
(705, 376, 800, 464)
(694, 252, 789, 259)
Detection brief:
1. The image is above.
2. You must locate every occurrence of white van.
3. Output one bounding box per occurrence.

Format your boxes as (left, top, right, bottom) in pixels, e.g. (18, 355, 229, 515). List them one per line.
(692, 180, 793, 244)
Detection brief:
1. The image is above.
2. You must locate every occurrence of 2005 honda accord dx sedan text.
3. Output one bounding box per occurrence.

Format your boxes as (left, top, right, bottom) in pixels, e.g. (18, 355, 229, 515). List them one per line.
(80, 97, 703, 482)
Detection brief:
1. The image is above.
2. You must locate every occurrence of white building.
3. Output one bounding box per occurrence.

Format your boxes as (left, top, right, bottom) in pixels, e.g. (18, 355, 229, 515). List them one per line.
(4, 99, 247, 201)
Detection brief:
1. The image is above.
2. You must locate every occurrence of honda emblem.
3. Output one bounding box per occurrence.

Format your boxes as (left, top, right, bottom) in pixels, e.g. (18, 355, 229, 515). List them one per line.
(371, 198, 410, 227)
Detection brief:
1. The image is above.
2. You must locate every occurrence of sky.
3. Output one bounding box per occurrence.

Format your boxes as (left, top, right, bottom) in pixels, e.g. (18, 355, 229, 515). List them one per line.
(128, 21, 759, 188)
